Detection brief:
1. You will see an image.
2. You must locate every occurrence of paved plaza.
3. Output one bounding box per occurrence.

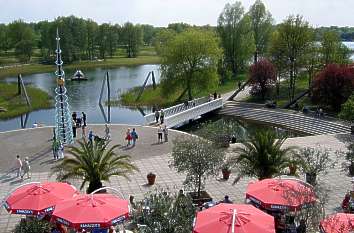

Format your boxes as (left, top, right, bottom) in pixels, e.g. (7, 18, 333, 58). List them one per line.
(0, 124, 353, 232)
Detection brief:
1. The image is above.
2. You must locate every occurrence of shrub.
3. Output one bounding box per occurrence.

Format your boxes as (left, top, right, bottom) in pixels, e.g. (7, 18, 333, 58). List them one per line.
(312, 64, 354, 111)
(249, 59, 277, 100)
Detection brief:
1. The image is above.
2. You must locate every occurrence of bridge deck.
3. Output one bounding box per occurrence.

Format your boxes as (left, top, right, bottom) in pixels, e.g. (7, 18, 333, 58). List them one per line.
(144, 96, 223, 128)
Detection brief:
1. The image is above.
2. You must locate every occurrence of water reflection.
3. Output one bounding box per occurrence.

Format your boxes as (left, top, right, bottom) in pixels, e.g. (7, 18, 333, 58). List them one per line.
(0, 64, 160, 131)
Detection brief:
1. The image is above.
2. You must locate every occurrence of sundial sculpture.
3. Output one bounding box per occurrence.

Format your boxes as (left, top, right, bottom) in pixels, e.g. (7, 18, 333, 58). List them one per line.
(54, 29, 74, 144)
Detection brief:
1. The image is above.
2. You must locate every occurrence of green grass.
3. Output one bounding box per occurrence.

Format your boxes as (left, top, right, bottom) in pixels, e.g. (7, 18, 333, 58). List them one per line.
(0, 55, 161, 79)
(246, 74, 313, 108)
(118, 74, 246, 107)
(0, 83, 52, 119)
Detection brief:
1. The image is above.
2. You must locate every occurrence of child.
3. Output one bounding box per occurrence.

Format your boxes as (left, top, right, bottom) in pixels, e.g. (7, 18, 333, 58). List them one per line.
(125, 128, 132, 146)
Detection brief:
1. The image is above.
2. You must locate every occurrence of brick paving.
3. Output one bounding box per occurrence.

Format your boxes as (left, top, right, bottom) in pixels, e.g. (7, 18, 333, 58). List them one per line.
(0, 125, 353, 232)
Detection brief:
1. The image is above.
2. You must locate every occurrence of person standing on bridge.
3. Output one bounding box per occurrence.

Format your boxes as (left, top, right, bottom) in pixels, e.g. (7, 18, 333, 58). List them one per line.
(160, 109, 165, 124)
(213, 91, 217, 99)
(155, 110, 160, 123)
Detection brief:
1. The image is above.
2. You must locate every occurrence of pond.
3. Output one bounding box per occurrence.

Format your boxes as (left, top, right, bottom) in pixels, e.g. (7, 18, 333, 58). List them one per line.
(179, 114, 307, 142)
(0, 64, 160, 132)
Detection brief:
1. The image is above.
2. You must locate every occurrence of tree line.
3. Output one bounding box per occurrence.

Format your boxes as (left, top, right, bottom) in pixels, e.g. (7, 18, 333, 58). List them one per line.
(0, 16, 152, 63)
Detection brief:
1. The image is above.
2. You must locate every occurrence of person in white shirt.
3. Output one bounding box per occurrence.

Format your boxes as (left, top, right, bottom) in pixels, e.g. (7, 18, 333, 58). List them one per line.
(15, 155, 22, 178)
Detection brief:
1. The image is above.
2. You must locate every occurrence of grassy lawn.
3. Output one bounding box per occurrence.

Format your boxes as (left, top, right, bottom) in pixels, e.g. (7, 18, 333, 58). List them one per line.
(0, 55, 161, 79)
(247, 74, 313, 108)
(0, 83, 52, 119)
(118, 74, 246, 107)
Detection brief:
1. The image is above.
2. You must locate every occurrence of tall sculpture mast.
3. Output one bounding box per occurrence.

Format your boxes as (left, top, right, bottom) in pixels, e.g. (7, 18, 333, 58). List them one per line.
(54, 29, 73, 144)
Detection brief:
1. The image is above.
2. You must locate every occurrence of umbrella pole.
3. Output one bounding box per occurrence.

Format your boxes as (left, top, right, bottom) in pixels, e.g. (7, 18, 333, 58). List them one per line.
(232, 209, 236, 233)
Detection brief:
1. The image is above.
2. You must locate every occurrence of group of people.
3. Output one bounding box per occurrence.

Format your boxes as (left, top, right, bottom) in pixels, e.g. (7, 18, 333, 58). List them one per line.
(125, 128, 139, 147)
(72, 111, 87, 138)
(157, 125, 168, 143)
(154, 109, 165, 124)
(14, 155, 31, 179)
(52, 139, 64, 160)
(208, 91, 221, 102)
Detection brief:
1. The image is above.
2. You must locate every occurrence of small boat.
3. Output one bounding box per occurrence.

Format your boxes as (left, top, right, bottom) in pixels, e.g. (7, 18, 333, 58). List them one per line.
(71, 70, 88, 81)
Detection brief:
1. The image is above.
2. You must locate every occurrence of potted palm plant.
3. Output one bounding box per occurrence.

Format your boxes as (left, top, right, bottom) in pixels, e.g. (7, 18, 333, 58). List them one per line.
(147, 172, 156, 185)
(51, 139, 138, 194)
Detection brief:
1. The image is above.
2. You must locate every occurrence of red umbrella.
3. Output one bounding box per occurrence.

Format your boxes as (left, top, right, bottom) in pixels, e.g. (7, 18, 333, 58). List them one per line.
(3, 182, 78, 216)
(193, 203, 275, 233)
(246, 178, 316, 212)
(51, 194, 129, 230)
(320, 213, 354, 233)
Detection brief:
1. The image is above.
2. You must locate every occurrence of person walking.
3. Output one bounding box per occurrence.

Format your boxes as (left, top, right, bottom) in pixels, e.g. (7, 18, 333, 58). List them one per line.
(21, 157, 31, 179)
(52, 139, 59, 160)
(157, 126, 163, 143)
(72, 118, 77, 138)
(238, 81, 242, 90)
(58, 142, 64, 159)
(160, 109, 165, 124)
(88, 130, 94, 144)
(81, 124, 86, 139)
(104, 124, 111, 140)
(125, 128, 132, 146)
(163, 125, 168, 142)
(72, 112, 77, 122)
(82, 112, 87, 126)
(130, 128, 138, 146)
(15, 155, 22, 178)
(154, 110, 160, 124)
(213, 91, 217, 99)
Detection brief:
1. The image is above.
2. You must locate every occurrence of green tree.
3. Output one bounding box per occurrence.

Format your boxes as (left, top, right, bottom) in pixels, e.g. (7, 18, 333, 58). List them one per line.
(36, 21, 53, 61)
(276, 15, 313, 101)
(217, 1, 255, 76)
(132, 190, 195, 233)
(86, 19, 98, 60)
(153, 28, 176, 55)
(339, 94, 354, 122)
(168, 22, 191, 33)
(0, 24, 11, 55)
(8, 20, 36, 62)
(51, 139, 138, 194)
(121, 22, 143, 58)
(320, 31, 351, 66)
(248, 0, 273, 63)
(268, 30, 288, 96)
(170, 136, 225, 198)
(141, 24, 156, 45)
(230, 130, 296, 181)
(160, 29, 221, 100)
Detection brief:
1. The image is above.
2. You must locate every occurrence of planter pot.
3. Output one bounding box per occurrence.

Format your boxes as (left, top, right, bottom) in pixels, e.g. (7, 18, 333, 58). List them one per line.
(305, 173, 317, 186)
(188, 191, 213, 205)
(222, 169, 231, 180)
(147, 173, 156, 185)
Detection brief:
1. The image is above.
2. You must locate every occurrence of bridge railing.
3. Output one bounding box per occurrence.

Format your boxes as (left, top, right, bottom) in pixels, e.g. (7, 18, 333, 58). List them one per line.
(144, 96, 209, 124)
(164, 98, 223, 128)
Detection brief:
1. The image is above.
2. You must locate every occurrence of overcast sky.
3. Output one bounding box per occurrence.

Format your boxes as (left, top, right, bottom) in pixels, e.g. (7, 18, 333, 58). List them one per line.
(0, 0, 353, 27)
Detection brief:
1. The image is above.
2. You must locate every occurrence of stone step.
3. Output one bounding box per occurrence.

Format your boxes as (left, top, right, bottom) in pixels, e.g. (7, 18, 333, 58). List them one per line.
(220, 107, 348, 133)
(219, 104, 350, 135)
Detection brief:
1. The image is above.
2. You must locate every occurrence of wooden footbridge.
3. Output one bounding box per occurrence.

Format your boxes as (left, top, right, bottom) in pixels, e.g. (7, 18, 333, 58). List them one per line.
(144, 96, 223, 128)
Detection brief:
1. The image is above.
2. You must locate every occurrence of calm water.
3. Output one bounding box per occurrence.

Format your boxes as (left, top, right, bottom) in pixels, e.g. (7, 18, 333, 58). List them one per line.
(343, 41, 354, 60)
(0, 65, 160, 132)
